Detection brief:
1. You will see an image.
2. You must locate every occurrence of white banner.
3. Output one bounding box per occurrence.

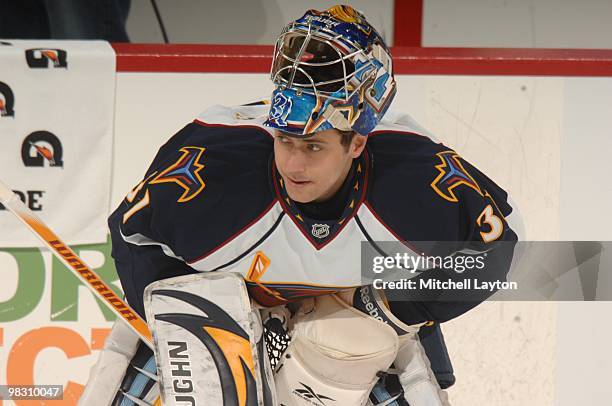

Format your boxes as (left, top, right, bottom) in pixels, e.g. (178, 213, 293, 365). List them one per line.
(0, 40, 115, 247)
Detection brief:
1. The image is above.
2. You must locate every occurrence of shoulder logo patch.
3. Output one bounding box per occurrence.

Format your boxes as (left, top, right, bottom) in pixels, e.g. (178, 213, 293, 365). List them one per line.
(431, 150, 482, 202)
(150, 146, 206, 203)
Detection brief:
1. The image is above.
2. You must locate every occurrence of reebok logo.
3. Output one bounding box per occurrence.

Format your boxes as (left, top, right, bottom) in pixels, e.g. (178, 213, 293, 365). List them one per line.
(359, 286, 385, 323)
(293, 382, 335, 405)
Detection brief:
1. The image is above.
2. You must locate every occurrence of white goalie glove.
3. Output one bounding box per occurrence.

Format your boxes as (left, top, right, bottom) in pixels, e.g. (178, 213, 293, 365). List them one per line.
(274, 294, 400, 406)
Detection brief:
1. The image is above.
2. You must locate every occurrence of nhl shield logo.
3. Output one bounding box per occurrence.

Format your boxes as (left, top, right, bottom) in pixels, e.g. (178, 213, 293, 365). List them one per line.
(311, 223, 330, 239)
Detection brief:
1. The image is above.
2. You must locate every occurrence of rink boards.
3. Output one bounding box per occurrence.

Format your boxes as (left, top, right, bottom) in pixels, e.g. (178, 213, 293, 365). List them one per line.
(2, 61, 612, 405)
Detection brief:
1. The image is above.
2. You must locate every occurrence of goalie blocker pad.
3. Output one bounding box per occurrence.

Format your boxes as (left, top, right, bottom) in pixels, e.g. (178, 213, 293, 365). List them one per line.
(144, 272, 275, 406)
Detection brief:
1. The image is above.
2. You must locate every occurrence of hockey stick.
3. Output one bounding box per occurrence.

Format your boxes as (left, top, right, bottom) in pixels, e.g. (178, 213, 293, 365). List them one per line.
(0, 180, 153, 347)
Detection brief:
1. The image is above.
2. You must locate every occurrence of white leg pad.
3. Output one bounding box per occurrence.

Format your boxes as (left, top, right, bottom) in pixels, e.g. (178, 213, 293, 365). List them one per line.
(395, 334, 451, 406)
(78, 319, 141, 406)
(275, 294, 399, 405)
(144, 272, 276, 406)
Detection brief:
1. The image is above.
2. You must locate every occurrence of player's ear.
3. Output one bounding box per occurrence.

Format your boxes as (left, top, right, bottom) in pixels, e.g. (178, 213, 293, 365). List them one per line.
(349, 134, 367, 158)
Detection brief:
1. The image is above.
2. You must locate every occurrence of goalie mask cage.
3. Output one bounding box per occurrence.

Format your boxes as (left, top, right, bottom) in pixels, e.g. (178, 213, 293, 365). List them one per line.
(110, 43, 612, 367)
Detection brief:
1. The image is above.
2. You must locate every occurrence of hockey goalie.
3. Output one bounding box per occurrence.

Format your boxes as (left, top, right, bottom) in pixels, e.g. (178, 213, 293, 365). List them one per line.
(80, 5, 517, 405)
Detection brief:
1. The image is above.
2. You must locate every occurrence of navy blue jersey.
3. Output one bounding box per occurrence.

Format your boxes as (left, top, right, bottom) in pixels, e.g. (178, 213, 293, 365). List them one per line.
(109, 106, 517, 320)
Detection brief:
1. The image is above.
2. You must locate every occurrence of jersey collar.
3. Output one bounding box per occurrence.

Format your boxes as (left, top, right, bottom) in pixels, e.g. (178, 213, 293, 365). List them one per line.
(272, 149, 370, 250)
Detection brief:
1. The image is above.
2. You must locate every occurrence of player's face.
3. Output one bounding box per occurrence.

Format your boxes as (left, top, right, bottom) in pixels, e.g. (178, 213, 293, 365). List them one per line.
(274, 129, 367, 203)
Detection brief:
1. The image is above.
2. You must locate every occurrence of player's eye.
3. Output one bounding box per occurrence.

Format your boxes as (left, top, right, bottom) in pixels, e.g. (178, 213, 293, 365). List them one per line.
(307, 144, 322, 152)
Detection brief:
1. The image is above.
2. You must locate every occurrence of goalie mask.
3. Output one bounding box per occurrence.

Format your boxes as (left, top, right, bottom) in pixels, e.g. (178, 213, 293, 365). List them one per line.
(264, 5, 396, 137)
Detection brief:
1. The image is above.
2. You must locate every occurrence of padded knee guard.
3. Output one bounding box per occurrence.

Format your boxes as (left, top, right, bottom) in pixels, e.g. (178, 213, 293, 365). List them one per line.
(79, 320, 160, 406)
(394, 334, 451, 406)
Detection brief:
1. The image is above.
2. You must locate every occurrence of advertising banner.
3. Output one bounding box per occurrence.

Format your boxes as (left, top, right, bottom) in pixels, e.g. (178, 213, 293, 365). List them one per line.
(0, 237, 118, 405)
(0, 41, 115, 247)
